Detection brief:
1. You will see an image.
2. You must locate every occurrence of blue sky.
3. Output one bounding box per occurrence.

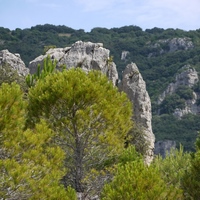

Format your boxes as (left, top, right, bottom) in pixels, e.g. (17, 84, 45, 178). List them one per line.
(0, 0, 200, 32)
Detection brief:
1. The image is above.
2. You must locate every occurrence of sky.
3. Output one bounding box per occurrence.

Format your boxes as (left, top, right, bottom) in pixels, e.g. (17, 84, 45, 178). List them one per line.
(0, 0, 200, 32)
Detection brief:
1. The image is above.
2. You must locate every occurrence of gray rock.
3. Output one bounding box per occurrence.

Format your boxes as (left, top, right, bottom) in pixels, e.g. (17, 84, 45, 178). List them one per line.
(119, 63, 155, 164)
(168, 38, 194, 52)
(173, 92, 200, 118)
(158, 65, 199, 104)
(29, 41, 118, 85)
(148, 37, 194, 57)
(157, 65, 200, 118)
(154, 140, 176, 158)
(0, 49, 29, 76)
(121, 51, 129, 60)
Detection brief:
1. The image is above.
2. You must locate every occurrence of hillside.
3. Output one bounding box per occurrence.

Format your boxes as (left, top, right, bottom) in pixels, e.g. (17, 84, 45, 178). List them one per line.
(1, 24, 200, 151)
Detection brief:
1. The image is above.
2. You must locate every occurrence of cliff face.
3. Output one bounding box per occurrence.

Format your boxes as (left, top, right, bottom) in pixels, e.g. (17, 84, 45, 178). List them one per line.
(148, 37, 194, 57)
(158, 65, 200, 118)
(29, 41, 118, 85)
(119, 63, 155, 164)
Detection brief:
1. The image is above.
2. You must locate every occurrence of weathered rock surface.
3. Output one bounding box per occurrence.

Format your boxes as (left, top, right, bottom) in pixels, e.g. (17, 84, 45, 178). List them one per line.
(29, 41, 118, 85)
(121, 50, 130, 60)
(0, 49, 29, 76)
(158, 65, 200, 118)
(154, 140, 176, 158)
(168, 38, 194, 52)
(119, 63, 155, 164)
(158, 65, 198, 104)
(148, 37, 194, 57)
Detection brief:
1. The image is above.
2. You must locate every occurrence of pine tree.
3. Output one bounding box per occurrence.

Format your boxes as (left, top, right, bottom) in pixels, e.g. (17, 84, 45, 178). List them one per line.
(27, 68, 133, 196)
(0, 82, 76, 199)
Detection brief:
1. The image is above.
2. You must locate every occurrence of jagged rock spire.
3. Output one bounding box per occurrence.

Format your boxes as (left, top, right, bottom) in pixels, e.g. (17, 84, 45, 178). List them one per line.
(119, 63, 155, 164)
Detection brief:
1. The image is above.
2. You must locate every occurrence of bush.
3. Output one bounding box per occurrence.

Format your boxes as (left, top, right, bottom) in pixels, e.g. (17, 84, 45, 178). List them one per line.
(160, 94, 185, 114)
(176, 86, 194, 100)
(101, 156, 182, 200)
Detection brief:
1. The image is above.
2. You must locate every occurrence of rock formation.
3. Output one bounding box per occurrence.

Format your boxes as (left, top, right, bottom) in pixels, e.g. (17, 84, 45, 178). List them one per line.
(158, 65, 198, 104)
(119, 63, 155, 164)
(168, 38, 194, 52)
(148, 37, 194, 57)
(158, 65, 200, 118)
(29, 41, 118, 85)
(0, 49, 29, 76)
(121, 50, 130, 60)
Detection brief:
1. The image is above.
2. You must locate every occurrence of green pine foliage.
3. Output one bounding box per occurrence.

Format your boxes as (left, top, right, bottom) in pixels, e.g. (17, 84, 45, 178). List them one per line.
(153, 146, 191, 189)
(26, 55, 57, 87)
(0, 82, 76, 199)
(181, 133, 200, 199)
(101, 146, 183, 200)
(27, 68, 133, 194)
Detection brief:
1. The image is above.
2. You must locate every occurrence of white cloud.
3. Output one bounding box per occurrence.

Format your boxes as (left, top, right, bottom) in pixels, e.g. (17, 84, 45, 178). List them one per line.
(144, 0, 200, 30)
(75, 0, 132, 12)
(94, 0, 200, 30)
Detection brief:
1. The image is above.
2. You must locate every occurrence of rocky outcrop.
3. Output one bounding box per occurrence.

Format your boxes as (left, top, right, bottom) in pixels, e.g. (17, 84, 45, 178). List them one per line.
(168, 38, 194, 52)
(158, 65, 198, 104)
(148, 37, 194, 57)
(121, 51, 129, 60)
(119, 63, 155, 164)
(154, 140, 176, 158)
(0, 49, 29, 76)
(29, 41, 118, 85)
(157, 65, 200, 118)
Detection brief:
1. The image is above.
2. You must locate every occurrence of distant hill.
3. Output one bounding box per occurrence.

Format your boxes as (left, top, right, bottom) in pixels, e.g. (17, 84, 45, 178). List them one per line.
(1, 24, 200, 151)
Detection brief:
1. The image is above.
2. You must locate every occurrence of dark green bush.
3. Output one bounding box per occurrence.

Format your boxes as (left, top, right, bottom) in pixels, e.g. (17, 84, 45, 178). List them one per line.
(176, 85, 194, 100)
(160, 94, 185, 114)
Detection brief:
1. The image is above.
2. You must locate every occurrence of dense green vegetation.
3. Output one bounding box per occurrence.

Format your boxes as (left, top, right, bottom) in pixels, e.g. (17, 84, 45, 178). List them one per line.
(153, 114, 200, 151)
(0, 82, 76, 199)
(27, 68, 133, 194)
(1, 57, 200, 199)
(1, 24, 200, 150)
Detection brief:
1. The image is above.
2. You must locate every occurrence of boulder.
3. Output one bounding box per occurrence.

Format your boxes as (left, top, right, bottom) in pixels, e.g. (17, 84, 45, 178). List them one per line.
(0, 49, 29, 76)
